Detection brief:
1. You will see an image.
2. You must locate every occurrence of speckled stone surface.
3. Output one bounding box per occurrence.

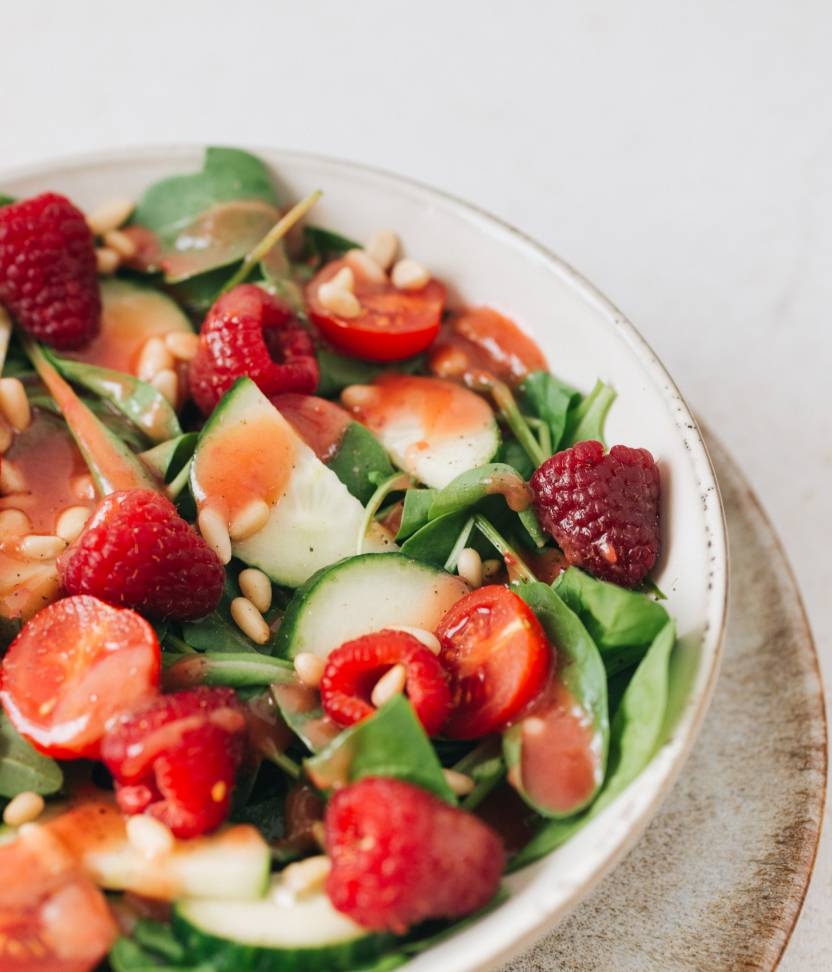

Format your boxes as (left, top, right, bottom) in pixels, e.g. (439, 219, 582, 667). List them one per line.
(503, 436, 826, 972)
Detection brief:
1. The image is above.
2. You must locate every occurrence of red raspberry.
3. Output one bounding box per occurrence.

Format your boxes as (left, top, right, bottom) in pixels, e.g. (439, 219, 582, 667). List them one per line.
(530, 440, 661, 587)
(58, 489, 224, 621)
(320, 630, 451, 736)
(325, 777, 505, 934)
(101, 687, 247, 838)
(0, 193, 100, 349)
(189, 284, 318, 414)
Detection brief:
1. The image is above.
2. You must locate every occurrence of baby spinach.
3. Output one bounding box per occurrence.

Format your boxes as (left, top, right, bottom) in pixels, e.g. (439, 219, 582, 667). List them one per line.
(0, 712, 63, 798)
(504, 582, 609, 817)
(180, 573, 285, 655)
(395, 488, 438, 540)
(305, 695, 456, 803)
(315, 348, 426, 398)
(301, 225, 360, 265)
(519, 371, 579, 454)
(49, 353, 182, 443)
(496, 438, 536, 480)
(563, 378, 616, 447)
(553, 567, 670, 675)
(0, 194, 14, 207)
(139, 432, 198, 484)
(400, 510, 471, 566)
(510, 620, 675, 869)
(327, 421, 395, 505)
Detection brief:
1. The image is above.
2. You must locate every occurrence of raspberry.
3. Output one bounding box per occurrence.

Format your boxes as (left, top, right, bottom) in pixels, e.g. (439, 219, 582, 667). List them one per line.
(530, 440, 661, 587)
(0, 193, 100, 349)
(189, 284, 318, 414)
(58, 489, 224, 620)
(320, 630, 451, 736)
(325, 777, 505, 934)
(101, 687, 248, 838)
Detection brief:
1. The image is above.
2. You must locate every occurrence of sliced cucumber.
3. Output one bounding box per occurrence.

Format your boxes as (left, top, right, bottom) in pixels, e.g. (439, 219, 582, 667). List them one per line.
(191, 379, 394, 588)
(276, 552, 469, 659)
(343, 375, 500, 488)
(173, 878, 392, 972)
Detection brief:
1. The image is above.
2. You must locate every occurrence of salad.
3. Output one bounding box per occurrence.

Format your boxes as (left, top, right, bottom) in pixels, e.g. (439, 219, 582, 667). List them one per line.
(0, 148, 674, 972)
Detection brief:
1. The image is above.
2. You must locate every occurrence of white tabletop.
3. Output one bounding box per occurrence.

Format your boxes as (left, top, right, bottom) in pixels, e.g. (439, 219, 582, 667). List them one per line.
(3, 0, 829, 966)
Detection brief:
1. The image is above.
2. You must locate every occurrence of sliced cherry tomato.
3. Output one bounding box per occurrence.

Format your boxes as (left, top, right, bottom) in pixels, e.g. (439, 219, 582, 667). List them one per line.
(307, 256, 446, 362)
(0, 825, 117, 971)
(436, 586, 551, 739)
(0, 595, 161, 760)
(270, 392, 352, 461)
(320, 629, 452, 736)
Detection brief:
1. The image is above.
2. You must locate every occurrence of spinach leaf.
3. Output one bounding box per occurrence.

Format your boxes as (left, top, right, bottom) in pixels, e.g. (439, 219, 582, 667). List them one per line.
(400, 510, 470, 566)
(271, 678, 338, 754)
(49, 354, 182, 444)
(133, 147, 278, 240)
(139, 432, 199, 484)
(504, 582, 609, 817)
(0, 712, 63, 798)
(395, 488, 438, 540)
(563, 378, 616, 446)
(510, 620, 675, 869)
(109, 931, 212, 972)
(0, 194, 14, 207)
(0, 616, 21, 653)
(167, 265, 238, 317)
(327, 422, 394, 504)
(164, 651, 294, 690)
(553, 567, 670, 675)
(315, 349, 426, 398)
(305, 695, 456, 803)
(496, 438, 535, 480)
(519, 371, 579, 454)
(301, 225, 360, 265)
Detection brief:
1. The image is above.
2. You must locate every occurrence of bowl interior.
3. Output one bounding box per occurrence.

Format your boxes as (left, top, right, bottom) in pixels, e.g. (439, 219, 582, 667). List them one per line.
(0, 147, 728, 972)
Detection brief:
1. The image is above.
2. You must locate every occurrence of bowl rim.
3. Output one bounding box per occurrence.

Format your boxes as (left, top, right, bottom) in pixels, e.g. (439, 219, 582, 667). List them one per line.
(0, 144, 730, 971)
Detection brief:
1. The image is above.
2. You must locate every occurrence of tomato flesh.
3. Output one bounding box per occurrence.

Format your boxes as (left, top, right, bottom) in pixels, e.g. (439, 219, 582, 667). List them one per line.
(0, 595, 161, 759)
(307, 257, 446, 362)
(0, 825, 117, 971)
(436, 586, 551, 739)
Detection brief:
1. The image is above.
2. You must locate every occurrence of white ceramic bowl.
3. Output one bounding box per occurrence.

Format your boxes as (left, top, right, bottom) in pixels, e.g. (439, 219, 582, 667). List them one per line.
(0, 148, 728, 972)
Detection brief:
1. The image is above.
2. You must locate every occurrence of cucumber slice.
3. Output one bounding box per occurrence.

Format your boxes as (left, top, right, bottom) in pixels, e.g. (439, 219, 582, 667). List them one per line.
(173, 878, 393, 972)
(276, 552, 469, 659)
(343, 375, 500, 488)
(191, 379, 394, 588)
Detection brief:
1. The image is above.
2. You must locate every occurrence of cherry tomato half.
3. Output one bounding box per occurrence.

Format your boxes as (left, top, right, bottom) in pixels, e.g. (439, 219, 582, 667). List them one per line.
(307, 257, 446, 362)
(436, 586, 551, 739)
(0, 595, 161, 759)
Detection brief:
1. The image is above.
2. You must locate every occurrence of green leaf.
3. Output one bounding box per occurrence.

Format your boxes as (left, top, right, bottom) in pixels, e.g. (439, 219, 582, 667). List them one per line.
(315, 348, 426, 398)
(428, 463, 529, 521)
(139, 432, 199, 483)
(300, 225, 360, 266)
(180, 572, 284, 655)
(167, 265, 237, 316)
(164, 651, 294, 690)
(510, 620, 675, 869)
(326, 421, 395, 505)
(519, 371, 579, 454)
(304, 695, 457, 803)
(553, 567, 670, 675)
(495, 438, 536, 480)
(0, 712, 63, 798)
(0, 194, 14, 208)
(504, 582, 609, 818)
(0, 616, 21, 653)
(271, 678, 336, 754)
(400, 510, 471, 566)
(563, 378, 616, 447)
(49, 354, 182, 444)
(395, 488, 438, 540)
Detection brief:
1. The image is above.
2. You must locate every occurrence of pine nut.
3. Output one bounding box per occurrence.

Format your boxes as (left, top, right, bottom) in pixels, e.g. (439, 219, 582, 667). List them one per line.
(198, 507, 232, 564)
(329, 266, 355, 292)
(366, 229, 399, 270)
(126, 814, 175, 858)
(391, 258, 430, 291)
(0, 509, 32, 535)
(3, 791, 45, 827)
(230, 597, 271, 645)
(457, 547, 483, 588)
(482, 558, 503, 580)
(229, 499, 270, 541)
(137, 338, 175, 382)
(150, 369, 178, 406)
(0, 460, 25, 494)
(371, 663, 407, 708)
(0, 418, 12, 454)
(340, 385, 380, 410)
(71, 473, 96, 501)
(345, 248, 386, 283)
(0, 378, 31, 432)
(238, 567, 272, 614)
(280, 855, 331, 899)
(95, 247, 120, 275)
(524, 716, 546, 737)
(86, 198, 134, 236)
(20, 534, 67, 561)
(443, 769, 476, 797)
(164, 331, 200, 362)
(387, 625, 441, 655)
(293, 652, 325, 689)
(318, 282, 361, 319)
(55, 505, 91, 543)
(103, 229, 137, 260)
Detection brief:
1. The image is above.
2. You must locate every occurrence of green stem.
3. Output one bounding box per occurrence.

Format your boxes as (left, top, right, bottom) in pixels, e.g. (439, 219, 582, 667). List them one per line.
(163, 651, 295, 689)
(443, 516, 475, 572)
(263, 748, 301, 781)
(461, 765, 506, 811)
(524, 415, 552, 457)
(357, 472, 412, 554)
(163, 634, 196, 655)
(473, 515, 536, 584)
(467, 374, 545, 467)
(221, 191, 323, 294)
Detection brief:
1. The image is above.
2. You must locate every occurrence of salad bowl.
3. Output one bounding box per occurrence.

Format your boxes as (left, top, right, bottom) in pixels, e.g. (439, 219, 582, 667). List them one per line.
(0, 146, 728, 971)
